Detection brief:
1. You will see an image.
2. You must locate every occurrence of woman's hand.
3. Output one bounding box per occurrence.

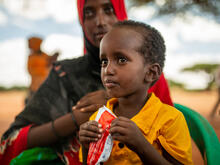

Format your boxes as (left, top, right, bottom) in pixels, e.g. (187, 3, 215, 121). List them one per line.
(72, 90, 109, 126)
(79, 121, 103, 149)
(109, 116, 146, 152)
(72, 90, 109, 112)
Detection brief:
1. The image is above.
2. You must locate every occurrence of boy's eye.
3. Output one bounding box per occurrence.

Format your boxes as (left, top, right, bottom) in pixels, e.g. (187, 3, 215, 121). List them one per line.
(100, 59, 108, 67)
(118, 57, 127, 64)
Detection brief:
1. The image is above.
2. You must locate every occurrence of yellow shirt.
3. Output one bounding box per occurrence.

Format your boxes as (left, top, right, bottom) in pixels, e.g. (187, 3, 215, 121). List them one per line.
(80, 93, 193, 165)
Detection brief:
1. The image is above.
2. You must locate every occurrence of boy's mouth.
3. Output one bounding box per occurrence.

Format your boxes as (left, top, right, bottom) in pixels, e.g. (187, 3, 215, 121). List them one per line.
(104, 79, 118, 88)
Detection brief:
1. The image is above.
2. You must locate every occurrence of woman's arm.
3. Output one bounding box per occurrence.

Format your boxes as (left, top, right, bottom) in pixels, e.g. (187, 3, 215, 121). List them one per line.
(27, 89, 108, 148)
(27, 108, 95, 148)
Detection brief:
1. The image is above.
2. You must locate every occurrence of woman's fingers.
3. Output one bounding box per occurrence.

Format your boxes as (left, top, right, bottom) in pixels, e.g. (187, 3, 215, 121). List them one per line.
(80, 104, 103, 112)
(72, 90, 108, 112)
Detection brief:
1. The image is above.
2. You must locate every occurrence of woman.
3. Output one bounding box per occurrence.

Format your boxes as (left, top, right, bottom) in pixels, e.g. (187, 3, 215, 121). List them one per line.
(0, 0, 172, 164)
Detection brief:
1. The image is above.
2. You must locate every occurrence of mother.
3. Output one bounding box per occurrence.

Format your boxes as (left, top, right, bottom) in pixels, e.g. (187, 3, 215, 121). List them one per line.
(0, 0, 172, 164)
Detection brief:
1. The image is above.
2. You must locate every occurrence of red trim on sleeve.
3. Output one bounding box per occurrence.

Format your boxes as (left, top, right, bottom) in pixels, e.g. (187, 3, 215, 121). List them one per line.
(0, 125, 31, 165)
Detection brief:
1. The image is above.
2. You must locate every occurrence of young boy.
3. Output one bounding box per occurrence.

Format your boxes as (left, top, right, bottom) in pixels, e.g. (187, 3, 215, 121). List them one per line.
(79, 20, 193, 165)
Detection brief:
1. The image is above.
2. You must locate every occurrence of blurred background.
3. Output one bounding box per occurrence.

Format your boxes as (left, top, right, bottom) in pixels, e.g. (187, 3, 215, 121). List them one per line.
(0, 0, 219, 164)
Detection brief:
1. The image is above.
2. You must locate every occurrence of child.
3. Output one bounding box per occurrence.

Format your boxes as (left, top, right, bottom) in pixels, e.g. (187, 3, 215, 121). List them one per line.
(79, 20, 193, 165)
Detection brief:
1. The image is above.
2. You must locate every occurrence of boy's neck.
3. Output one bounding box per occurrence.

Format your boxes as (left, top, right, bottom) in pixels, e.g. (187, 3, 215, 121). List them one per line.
(114, 93, 150, 119)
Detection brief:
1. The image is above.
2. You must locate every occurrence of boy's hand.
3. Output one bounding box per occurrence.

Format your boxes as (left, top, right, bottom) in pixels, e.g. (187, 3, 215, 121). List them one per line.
(109, 117, 146, 152)
(72, 90, 109, 112)
(79, 121, 103, 149)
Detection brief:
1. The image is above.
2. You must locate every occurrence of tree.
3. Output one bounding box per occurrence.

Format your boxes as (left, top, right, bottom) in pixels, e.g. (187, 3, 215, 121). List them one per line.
(181, 63, 219, 90)
(130, 0, 220, 23)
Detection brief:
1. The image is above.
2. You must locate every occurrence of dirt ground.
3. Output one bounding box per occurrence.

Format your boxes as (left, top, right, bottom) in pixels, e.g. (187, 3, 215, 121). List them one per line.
(0, 89, 219, 164)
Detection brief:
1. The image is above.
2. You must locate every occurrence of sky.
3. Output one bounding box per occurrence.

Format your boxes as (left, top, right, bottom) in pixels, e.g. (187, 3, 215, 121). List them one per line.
(0, 0, 220, 89)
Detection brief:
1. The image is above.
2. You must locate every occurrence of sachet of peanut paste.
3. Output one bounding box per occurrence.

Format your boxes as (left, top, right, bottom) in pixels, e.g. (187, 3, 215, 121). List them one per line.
(87, 106, 116, 165)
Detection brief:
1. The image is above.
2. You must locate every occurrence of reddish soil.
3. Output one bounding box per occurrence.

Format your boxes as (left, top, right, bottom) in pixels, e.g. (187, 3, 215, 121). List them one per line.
(0, 89, 219, 165)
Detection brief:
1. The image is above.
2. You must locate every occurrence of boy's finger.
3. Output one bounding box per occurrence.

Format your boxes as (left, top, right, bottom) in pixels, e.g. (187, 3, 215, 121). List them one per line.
(79, 129, 102, 139)
(117, 116, 130, 121)
(110, 126, 126, 135)
(111, 116, 129, 124)
(111, 119, 131, 128)
(80, 136, 99, 143)
(81, 121, 102, 132)
(111, 133, 126, 143)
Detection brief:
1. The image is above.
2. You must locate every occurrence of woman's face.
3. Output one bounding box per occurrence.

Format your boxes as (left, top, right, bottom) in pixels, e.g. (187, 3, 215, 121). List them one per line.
(83, 0, 118, 47)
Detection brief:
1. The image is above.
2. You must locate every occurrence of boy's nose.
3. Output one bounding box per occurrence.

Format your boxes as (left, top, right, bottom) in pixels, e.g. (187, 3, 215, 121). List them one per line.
(105, 62, 115, 75)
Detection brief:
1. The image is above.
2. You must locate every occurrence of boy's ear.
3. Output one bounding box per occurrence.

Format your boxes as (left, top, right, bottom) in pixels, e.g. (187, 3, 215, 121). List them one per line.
(144, 63, 161, 83)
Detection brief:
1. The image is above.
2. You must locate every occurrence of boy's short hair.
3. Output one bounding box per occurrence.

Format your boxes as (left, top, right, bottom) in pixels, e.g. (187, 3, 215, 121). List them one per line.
(113, 20, 166, 70)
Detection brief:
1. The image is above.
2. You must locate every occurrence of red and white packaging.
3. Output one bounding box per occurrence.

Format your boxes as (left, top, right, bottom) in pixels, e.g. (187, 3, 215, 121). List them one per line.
(87, 106, 116, 165)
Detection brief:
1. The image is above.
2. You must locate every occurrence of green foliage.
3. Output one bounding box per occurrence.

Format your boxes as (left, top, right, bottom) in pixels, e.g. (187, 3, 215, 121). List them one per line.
(181, 64, 219, 74)
(0, 85, 28, 91)
(181, 63, 219, 90)
(168, 79, 185, 88)
(130, 0, 220, 23)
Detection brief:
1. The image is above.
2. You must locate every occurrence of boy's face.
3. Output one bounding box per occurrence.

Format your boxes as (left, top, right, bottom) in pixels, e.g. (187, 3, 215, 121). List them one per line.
(83, 0, 118, 47)
(100, 28, 149, 98)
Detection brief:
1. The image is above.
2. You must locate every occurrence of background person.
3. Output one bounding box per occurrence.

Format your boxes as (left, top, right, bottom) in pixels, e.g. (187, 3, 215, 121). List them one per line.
(26, 36, 59, 103)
